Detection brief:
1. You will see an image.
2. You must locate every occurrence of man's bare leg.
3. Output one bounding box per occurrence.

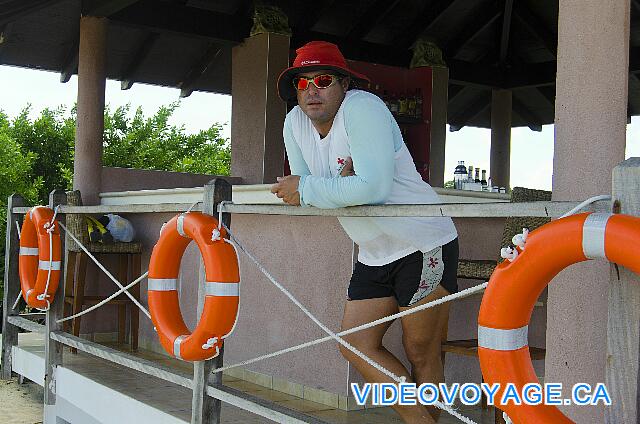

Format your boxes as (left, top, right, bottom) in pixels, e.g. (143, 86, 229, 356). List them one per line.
(340, 297, 436, 424)
(399, 285, 451, 421)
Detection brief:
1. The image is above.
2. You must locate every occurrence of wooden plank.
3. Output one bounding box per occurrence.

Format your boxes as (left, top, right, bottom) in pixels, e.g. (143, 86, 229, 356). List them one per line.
(13, 203, 202, 214)
(48, 328, 328, 423)
(44, 190, 67, 407)
(7, 316, 45, 334)
(219, 200, 610, 218)
(606, 158, 640, 423)
(192, 179, 231, 423)
(2, 194, 25, 379)
(206, 384, 328, 424)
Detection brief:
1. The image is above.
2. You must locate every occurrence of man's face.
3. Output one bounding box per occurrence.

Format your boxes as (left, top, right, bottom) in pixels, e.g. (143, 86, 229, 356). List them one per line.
(295, 70, 350, 126)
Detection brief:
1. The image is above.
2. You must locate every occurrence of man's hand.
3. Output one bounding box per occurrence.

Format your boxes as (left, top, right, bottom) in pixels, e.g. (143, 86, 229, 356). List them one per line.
(271, 175, 301, 206)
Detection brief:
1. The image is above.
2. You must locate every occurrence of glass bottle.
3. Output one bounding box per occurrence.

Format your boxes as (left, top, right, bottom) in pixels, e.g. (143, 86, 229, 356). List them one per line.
(481, 170, 488, 190)
(466, 166, 474, 183)
(474, 168, 480, 183)
(454, 161, 467, 190)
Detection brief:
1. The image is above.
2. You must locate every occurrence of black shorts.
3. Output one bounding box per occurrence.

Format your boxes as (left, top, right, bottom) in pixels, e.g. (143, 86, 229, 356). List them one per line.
(348, 238, 459, 307)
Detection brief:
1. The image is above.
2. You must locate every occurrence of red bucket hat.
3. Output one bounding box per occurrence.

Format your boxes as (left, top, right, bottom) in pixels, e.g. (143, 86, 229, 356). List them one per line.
(277, 41, 370, 102)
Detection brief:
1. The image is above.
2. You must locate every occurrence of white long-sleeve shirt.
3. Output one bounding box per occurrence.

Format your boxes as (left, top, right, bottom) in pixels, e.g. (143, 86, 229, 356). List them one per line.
(284, 89, 457, 266)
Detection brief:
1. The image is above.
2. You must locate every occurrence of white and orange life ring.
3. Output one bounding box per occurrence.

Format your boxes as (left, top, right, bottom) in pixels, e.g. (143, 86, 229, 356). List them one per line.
(478, 212, 640, 423)
(148, 212, 240, 361)
(19, 206, 62, 310)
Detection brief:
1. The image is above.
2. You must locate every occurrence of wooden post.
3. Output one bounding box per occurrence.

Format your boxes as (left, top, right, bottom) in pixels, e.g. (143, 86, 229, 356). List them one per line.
(191, 179, 231, 424)
(1, 194, 25, 379)
(44, 190, 67, 421)
(606, 158, 640, 423)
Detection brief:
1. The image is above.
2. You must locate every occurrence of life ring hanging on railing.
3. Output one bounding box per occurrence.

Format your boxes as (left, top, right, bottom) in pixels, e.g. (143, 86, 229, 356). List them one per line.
(478, 212, 640, 423)
(148, 212, 240, 361)
(19, 206, 62, 310)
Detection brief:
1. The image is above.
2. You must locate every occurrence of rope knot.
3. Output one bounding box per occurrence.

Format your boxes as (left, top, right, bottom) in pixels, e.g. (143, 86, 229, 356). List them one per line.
(211, 228, 221, 241)
(202, 336, 219, 350)
(44, 222, 55, 234)
(500, 246, 519, 262)
(511, 228, 529, 250)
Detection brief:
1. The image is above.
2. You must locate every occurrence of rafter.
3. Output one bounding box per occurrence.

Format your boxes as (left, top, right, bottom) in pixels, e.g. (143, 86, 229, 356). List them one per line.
(512, 3, 557, 56)
(109, 0, 251, 45)
(120, 32, 158, 90)
(512, 96, 543, 131)
(393, 0, 457, 48)
(0, 0, 65, 27)
(449, 91, 491, 131)
(178, 44, 223, 98)
(448, 85, 467, 103)
(347, 0, 401, 40)
(59, 37, 79, 83)
(633, 0, 640, 14)
(536, 86, 556, 109)
(292, 29, 412, 67)
(499, 0, 514, 65)
(82, 0, 141, 17)
(293, 0, 337, 32)
(445, 10, 502, 59)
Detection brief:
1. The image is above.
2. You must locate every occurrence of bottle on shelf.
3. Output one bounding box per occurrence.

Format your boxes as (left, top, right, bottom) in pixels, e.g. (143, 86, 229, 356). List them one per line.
(415, 88, 423, 118)
(389, 93, 399, 115)
(408, 90, 417, 117)
(453, 161, 467, 190)
(466, 166, 474, 183)
(481, 170, 488, 190)
(398, 92, 408, 116)
(474, 168, 481, 184)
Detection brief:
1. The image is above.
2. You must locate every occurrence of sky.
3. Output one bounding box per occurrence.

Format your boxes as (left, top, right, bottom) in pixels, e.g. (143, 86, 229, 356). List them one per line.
(1, 64, 639, 191)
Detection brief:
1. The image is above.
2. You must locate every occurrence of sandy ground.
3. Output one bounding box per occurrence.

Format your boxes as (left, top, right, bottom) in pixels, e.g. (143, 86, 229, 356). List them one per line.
(0, 376, 43, 424)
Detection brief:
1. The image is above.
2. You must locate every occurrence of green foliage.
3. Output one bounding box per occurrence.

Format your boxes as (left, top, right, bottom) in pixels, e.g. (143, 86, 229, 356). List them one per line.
(0, 102, 230, 294)
(103, 102, 230, 175)
(444, 179, 456, 189)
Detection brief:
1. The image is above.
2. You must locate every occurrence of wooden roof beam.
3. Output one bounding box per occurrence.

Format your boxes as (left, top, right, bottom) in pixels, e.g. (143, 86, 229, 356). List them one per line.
(512, 3, 557, 56)
(512, 96, 543, 132)
(499, 0, 514, 65)
(536, 86, 556, 109)
(449, 91, 491, 131)
(109, 0, 251, 45)
(82, 0, 142, 17)
(59, 37, 79, 83)
(445, 10, 502, 59)
(292, 29, 411, 67)
(346, 0, 401, 40)
(120, 32, 158, 90)
(178, 44, 223, 98)
(0, 0, 64, 27)
(394, 0, 457, 48)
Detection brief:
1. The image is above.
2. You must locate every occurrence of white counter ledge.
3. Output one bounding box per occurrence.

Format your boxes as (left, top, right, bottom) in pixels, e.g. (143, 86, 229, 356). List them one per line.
(99, 184, 510, 206)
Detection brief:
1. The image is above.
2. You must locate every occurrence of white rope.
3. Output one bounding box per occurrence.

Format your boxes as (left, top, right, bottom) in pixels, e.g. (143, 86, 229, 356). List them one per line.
(11, 291, 22, 311)
(503, 412, 513, 424)
(560, 195, 611, 218)
(221, 223, 479, 424)
(56, 271, 149, 323)
(211, 282, 488, 374)
(57, 221, 151, 319)
(221, 225, 405, 383)
(186, 201, 201, 213)
(15, 221, 21, 240)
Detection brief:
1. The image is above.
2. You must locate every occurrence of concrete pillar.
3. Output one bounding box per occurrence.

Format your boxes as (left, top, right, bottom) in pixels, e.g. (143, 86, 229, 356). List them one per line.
(547, 1, 630, 422)
(489, 89, 511, 189)
(231, 33, 290, 184)
(428, 67, 448, 187)
(73, 16, 107, 205)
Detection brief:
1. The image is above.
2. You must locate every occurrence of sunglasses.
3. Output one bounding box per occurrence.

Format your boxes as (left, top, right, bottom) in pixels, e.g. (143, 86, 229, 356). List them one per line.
(292, 74, 342, 91)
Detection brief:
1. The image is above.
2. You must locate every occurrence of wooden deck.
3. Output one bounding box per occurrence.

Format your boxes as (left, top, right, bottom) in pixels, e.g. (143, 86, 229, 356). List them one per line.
(5, 332, 498, 423)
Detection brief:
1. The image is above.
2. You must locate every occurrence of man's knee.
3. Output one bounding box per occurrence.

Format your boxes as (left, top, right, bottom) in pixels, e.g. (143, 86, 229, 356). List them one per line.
(403, 336, 441, 367)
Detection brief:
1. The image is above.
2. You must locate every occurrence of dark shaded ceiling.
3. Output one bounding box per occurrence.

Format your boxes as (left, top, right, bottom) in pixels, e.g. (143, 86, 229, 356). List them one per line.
(1, 0, 639, 131)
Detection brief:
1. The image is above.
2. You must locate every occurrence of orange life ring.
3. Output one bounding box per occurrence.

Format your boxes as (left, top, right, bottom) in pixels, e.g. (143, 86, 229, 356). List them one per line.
(19, 206, 62, 310)
(148, 212, 240, 361)
(478, 212, 640, 423)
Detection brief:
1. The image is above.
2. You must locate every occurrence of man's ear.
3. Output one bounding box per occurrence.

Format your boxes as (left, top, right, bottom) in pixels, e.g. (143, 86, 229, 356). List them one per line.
(341, 76, 351, 92)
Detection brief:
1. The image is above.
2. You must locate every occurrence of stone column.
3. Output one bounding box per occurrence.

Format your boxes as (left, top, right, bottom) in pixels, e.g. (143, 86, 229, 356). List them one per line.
(73, 16, 107, 205)
(547, 1, 630, 422)
(231, 32, 290, 184)
(428, 67, 448, 187)
(490, 89, 511, 189)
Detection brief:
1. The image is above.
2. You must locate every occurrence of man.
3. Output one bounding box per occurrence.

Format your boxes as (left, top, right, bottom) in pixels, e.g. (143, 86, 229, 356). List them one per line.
(271, 41, 458, 424)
